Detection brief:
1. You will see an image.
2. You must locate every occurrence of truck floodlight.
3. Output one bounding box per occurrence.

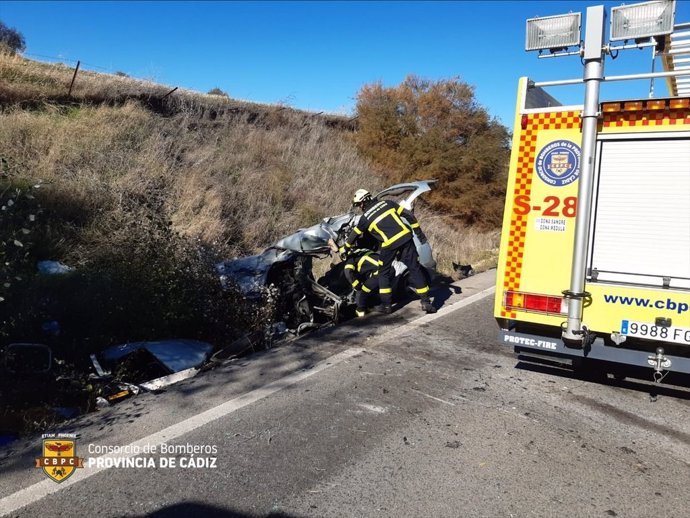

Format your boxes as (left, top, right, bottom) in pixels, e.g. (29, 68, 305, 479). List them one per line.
(610, 0, 676, 41)
(526, 13, 582, 52)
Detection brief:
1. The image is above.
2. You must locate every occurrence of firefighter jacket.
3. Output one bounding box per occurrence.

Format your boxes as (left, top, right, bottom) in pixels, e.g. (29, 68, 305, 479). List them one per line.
(343, 251, 380, 292)
(345, 199, 425, 251)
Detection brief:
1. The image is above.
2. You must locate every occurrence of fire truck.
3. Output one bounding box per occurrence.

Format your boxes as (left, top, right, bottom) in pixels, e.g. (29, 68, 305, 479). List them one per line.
(494, 1, 690, 383)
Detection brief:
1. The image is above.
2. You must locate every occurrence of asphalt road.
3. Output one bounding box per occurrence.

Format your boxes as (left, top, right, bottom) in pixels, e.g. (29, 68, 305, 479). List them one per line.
(1, 270, 689, 517)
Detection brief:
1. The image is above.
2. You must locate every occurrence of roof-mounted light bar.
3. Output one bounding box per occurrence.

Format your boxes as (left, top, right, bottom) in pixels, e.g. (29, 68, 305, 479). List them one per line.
(610, 0, 676, 41)
(526, 13, 582, 52)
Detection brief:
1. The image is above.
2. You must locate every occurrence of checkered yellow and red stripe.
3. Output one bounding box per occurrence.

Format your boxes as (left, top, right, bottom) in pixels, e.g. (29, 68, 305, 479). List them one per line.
(602, 109, 690, 128)
(500, 111, 580, 318)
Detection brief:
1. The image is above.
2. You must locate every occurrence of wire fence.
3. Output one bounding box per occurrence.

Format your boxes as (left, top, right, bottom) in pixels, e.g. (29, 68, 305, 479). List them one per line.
(14, 51, 185, 101)
(11, 51, 352, 119)
(24, 51, 130, 77)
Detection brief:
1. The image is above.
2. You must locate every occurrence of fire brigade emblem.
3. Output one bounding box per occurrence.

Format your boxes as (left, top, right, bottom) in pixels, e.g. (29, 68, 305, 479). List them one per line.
(35, 436, 84, 483)
(535, 140, 581, 186)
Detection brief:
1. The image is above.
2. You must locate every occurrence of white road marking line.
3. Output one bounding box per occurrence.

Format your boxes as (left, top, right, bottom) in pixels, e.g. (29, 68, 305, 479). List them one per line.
(0, 347, 365, 517)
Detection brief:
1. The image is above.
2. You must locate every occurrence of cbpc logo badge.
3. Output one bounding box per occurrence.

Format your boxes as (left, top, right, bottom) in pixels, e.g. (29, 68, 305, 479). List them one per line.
(35, 433, 84, 483)
(535, 140, 581, 187)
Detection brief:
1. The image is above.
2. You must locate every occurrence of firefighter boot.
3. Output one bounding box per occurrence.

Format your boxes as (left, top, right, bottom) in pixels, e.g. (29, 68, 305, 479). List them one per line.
(420, 297, 437, 314)
(374, 304, 392, 314)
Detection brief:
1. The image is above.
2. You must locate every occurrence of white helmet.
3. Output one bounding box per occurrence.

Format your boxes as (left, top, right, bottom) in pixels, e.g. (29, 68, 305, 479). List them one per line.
(352, 189, 372, 206)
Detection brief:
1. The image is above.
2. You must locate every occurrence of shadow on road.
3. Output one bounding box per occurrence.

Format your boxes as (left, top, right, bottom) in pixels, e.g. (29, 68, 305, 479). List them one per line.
(515, 357, 690, 401)
(430, 275, 462, 310)
(135, 502, 298, 518)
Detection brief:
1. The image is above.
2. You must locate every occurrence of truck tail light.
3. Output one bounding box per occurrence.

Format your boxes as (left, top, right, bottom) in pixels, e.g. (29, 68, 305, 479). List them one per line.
(504, 290, 568, 315)
(646, 100, 666, 110)
(624, 101, 643, 111)
(602, 102, 621, 113)
(669, 98, 690, 109)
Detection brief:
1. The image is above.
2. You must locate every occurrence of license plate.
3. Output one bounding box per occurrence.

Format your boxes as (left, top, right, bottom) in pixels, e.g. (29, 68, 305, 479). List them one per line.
(621, 320, 690, 345)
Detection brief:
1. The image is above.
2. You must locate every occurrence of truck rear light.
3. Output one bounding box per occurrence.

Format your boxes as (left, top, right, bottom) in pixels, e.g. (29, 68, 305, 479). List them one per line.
(521, 114, 528, 130)
(646, 100, 666, 110)
(504, 290, 568, 315)
(602, 102, 621, 112)
(624, 101, 643, 111)
(669, 98, 690, 109)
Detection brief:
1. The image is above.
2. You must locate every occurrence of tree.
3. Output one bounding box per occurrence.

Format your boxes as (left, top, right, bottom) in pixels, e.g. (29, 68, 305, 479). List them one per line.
(0, 21, 26, 55)
(354, 75, 510, 228)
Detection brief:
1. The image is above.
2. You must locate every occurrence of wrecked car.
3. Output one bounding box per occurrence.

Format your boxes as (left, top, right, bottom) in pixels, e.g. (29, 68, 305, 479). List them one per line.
(90, 339, 215, 401)
(216, 180, 437, 332)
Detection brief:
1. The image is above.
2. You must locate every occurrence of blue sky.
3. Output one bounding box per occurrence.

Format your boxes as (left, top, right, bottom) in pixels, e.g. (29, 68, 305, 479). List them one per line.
(1, 1, 688, 127)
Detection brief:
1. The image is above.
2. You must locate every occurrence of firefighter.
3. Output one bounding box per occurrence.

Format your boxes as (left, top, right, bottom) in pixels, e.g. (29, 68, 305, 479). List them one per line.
(341, 248, 380, 317)
(342, 189, 436, 314)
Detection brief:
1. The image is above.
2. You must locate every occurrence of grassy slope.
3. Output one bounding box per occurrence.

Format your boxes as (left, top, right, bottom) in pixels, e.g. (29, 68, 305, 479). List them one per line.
(0, 54, 498, 347)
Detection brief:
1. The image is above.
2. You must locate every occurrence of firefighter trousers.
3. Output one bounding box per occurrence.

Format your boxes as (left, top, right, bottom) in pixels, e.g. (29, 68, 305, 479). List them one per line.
(378, 239, 430, 306)
(356, 274, 380, 310)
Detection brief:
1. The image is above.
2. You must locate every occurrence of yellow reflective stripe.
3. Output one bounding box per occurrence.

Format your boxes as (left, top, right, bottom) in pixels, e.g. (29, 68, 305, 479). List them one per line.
(354, 227, 363, 235)
(415, 286, 430, 294)
(356, 309, 366, 317)
(411, 223, 420, 229)
(368, 208, 395, 233)
(397, 205, 405, 215)
(378, 260, 383, 266)
(380, 228, 410, 248)
(380, 288, 392, 294)
(344, 264, 355, 270)
(345, 243, 352, 249)
(373, 271, 379, 276)
(363, 255, 379, 267)
(352, 280, 360, 288)
(368, 208, 412, 247)
(361, 285, 372, 293)
(357, 254, 379, 272)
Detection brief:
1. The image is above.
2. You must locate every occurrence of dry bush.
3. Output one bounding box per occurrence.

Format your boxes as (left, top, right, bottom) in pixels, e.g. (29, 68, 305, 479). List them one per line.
(354, 75, 510, 229)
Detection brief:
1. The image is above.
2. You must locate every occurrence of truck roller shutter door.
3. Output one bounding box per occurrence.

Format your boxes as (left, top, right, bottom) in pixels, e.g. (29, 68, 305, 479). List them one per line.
(589, 137, 690, 290)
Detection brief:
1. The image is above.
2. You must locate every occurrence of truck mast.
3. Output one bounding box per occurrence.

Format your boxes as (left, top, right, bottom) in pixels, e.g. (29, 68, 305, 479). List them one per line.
(494, 1, 690, 385)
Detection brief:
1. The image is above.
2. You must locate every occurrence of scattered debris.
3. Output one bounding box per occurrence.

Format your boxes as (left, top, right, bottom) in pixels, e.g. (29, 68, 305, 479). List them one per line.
(89, 339, 214, 401)
(452, 262, 475, 279)
(37, 260, 73, 275)
(99, 339, 213, 374)
(139, 367, 202, 392)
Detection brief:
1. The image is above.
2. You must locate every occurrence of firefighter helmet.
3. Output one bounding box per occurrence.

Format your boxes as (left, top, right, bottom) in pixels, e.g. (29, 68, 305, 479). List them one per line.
(352, 189, 372, 206)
